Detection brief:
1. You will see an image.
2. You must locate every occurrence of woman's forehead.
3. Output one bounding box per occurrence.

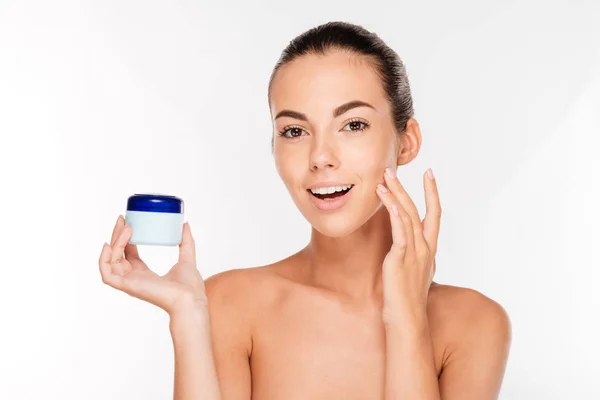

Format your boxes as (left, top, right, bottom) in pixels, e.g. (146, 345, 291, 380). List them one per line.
(270, 52, 388, 115)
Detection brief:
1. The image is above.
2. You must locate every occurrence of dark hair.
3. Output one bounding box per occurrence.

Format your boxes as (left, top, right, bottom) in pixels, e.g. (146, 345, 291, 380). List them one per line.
(268, 21, 414, 148)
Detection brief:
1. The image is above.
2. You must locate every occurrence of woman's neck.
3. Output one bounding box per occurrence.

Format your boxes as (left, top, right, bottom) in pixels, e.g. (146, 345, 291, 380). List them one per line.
(300, 206, 393, 303)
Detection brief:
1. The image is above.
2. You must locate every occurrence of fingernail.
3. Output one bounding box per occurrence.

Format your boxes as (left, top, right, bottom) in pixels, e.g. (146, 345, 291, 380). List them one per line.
(427, 168, 435, 180)
(377, 184, 388, 193)
(391, 204, 400, 217)
(386, 167, 396, 179)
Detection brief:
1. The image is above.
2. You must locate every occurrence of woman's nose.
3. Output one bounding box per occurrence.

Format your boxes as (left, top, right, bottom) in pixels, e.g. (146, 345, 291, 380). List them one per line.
(309, 139, 340, 171)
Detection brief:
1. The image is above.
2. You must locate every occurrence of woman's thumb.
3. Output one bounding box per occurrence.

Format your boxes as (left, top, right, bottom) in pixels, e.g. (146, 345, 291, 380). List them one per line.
(178, 222, 196, 264)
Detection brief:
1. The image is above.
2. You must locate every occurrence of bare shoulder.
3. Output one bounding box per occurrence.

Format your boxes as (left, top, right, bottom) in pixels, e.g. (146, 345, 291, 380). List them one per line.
(204, 266, 265, 295)
(202, 265, 284, 363)
(427, 284, 512, 395)
(204, 265, 281, 307)
(428, 282, 512, 349)
(203, 260, 294, 317)
(428, 282, 511, 328)
(202, 265, 293, 397)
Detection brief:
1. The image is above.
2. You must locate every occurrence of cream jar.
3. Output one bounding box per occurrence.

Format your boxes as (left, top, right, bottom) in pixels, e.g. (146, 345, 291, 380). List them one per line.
(125, 193, 184, 246)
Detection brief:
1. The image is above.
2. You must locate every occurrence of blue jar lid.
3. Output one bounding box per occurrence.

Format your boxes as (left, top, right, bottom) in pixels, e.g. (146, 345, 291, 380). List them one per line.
(127, 193, 184, 214)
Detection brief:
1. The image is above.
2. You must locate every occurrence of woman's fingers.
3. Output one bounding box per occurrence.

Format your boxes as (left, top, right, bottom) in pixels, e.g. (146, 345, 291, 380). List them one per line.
(178, 222, 196, 265)
(99, 242, 125, 290)
(125, 242, 150, 272)
(110, 215, 125, 246)
(112, 224, 131, 261)
(124, 242, 148, 272)
(422, 169, 442, 257)
(114, 217, 147, 270)
(100, 219, 203, 313)
(106, 224, 131, 275)
(100, 215, 128, 289)
(99, 242, 164, 306)
(376, 184, 412, 257)
(124, 242, 140, 260)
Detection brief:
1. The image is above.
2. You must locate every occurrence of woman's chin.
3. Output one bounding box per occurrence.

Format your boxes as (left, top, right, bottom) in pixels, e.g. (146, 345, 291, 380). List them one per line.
(303, 211, 367, 238)
(294, 194, 379, 238)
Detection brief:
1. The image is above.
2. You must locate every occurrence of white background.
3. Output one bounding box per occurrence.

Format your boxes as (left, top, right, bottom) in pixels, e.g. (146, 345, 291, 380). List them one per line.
(1, 0, 599, 398)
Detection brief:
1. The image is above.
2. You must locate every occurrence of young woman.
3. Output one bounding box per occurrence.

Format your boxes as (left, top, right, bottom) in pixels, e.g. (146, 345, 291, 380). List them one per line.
(99, 21, 511, 400)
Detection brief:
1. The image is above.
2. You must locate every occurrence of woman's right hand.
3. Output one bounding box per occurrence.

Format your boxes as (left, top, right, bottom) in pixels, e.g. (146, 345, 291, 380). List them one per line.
(98, 215, 207, 316)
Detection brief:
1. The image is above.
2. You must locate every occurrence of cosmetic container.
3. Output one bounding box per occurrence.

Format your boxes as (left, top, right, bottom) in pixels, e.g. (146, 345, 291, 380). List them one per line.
(125, 193, 184, 246)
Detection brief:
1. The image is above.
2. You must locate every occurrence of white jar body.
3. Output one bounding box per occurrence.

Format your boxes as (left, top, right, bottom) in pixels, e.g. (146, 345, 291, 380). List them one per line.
(125, 210, 184, 246)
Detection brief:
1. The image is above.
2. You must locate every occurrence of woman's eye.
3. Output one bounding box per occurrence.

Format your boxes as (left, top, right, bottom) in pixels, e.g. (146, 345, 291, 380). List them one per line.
(281, 127, 305, 138)
(343, 121, 369, 131)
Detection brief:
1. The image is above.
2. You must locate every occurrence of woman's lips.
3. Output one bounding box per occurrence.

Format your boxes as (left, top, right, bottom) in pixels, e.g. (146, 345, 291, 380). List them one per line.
(307, 186, 354, 211)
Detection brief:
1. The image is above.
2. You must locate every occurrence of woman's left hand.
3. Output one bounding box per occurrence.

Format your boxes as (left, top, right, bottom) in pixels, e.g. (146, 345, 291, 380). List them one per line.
(376, 167, 442, 326)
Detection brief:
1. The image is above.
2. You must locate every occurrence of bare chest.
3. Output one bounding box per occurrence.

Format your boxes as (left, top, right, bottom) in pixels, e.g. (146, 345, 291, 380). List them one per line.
(250, 292, 390, 400)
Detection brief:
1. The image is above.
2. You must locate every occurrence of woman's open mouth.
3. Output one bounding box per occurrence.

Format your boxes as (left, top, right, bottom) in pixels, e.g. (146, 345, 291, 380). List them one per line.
(307, 184, 354, 211)
(309, 184, 354, 200)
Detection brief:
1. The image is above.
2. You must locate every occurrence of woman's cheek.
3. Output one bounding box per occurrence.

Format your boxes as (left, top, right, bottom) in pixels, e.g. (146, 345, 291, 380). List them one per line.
(276, 158, 304, 196)
(356, 149, 388, 178)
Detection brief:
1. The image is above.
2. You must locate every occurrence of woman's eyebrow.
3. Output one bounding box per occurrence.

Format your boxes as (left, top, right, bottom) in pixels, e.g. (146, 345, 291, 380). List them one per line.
(274, 100, 376, 121)
(275, 110, 308, 121)
(333, 100, 375, 118)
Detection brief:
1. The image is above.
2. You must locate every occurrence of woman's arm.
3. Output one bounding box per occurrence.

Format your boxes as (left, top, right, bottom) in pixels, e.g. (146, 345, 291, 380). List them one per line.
(436, 291, 511, 399)
(384, 292, 511, 400)
(98, 218, 222, 400)
(204, 270, 253, 399)
(376, 168, 510, 398)
(170, 298, 221, 400)
(384, 314, 440, 400)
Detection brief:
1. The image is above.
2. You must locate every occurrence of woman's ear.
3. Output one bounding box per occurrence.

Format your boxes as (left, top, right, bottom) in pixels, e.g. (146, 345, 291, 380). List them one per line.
(396, 118, 422, 166)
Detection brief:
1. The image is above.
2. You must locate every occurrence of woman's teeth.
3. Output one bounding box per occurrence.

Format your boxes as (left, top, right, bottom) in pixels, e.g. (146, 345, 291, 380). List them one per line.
(310, 184, 354, 196)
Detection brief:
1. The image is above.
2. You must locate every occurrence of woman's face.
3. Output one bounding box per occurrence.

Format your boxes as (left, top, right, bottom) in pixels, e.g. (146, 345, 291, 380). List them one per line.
(270, 50, 401, 238)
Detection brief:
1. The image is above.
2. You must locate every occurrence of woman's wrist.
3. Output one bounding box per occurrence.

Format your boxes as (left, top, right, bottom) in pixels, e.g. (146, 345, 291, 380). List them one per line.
(168, 294, 220, 400)
(169, 295, 210, 331)
(383, 307, 429, 336)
